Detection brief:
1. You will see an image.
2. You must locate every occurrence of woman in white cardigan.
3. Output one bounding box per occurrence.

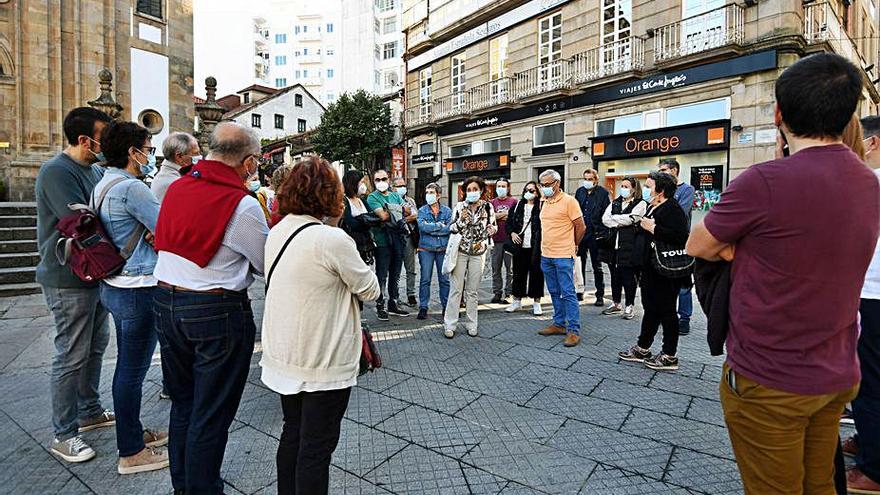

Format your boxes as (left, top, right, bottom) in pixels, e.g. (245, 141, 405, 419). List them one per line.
(260, 157, 380, 495)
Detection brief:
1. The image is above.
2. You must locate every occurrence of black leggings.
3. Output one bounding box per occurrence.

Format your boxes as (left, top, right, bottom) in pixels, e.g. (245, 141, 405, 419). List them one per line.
(610, 264, 638, 306)
(637, 269, 680, 356)
(511, 247, 544, 299)
(277, 388, 352, 495)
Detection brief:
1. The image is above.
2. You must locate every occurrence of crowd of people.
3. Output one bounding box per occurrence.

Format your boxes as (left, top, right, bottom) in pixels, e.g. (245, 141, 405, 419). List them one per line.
(31, 50, 880, 494)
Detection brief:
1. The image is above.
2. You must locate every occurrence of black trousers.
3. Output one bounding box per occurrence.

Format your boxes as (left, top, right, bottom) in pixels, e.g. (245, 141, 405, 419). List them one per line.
(511, 247, 544, 299)
(277, 388, 352, 495)
(579, 238, 605, 294)
(609, 264, 638, 306)
(636, 269, 680, 356)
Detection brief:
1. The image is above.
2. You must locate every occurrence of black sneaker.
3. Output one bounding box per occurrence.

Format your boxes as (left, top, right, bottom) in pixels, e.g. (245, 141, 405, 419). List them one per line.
(618, 345, 652, 363)
(679, 319, 690, 336)
(377, 307, 389, 321)
(645, 353, 679, 371)
(408, 295, 418, 306)
(388, 302, 410, 317)
(491, 294, 503, 304)
(417, 308, 428, 320)
(593, 296, 604, 307)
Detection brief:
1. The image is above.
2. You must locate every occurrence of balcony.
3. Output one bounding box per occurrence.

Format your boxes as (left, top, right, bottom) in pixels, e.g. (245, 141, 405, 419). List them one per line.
(514, 60, 574, 100)
(653, 3, 745, 63)
(804, 1, 864, 68)
(301, 76, 323, 87)
(405, 105, 433, 129)
(297, 31, 321, 42)
(571, 37, 645, 84)
(299, 54, 322, 64)
(469, 78, 514, 112)
(433, 92, 471, 121)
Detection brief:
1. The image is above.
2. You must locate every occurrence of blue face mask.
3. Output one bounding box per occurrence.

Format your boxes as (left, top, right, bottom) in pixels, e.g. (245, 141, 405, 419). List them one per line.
(396, 187, 407, 197)
(619, 188, 631, 199)
(524, 191, 536, 201)
(248, 180, 261, 192)
(541, 186, 554, 198)
(136, 149, 157, 176)
(643, 187, 653, 200)
(191, 155, 202, 165)
(466, 191, 480, 203)
(496, 187, 508, 198)
(86, 137, 105, 163)
(425, 193, 437, 205)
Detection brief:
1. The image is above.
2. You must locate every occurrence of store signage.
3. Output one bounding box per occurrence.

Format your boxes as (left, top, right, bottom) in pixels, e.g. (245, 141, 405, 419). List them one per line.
(444, 152, 510, 174)
(411, 152, 437, 164)
(590, 120, 730, 160)
(691, 165, 725, 212)
(391, 148, 405, 178)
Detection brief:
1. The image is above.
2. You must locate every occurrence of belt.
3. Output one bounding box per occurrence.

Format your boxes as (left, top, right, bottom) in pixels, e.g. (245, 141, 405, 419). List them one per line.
(157, 281, 242, 296)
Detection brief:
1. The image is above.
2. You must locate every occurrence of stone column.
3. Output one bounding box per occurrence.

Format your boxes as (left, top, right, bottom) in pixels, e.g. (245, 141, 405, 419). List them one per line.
(194, 77, 225, 155)
(87, 69, 123, 119)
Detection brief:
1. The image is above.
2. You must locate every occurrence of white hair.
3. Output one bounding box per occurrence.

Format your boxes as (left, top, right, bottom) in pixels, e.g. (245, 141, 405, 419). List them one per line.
(538, 169, 561, 182)
(162, 132, 198, 161)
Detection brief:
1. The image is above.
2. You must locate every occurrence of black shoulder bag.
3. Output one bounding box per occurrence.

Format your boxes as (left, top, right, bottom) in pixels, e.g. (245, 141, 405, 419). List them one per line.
(647, 207, 694, 278)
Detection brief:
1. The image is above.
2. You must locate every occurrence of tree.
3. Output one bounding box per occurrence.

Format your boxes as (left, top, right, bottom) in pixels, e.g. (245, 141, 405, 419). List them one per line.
(311, 90, 394, 176)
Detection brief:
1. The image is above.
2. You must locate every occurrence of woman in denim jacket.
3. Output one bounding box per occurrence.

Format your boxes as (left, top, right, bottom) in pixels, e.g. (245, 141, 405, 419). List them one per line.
(94, 121, 168, 475)
(415, 182, 453, 320)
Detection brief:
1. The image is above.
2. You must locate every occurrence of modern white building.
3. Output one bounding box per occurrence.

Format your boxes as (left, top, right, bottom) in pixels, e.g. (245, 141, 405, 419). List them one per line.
(223, 84, 325, 142)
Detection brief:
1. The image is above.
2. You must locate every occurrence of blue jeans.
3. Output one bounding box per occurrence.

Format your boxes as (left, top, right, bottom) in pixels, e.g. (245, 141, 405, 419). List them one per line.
(154, 286, 256, 495)
(418, 250, 449, 310)
(375, 233, 405, 308)
(854, 298, 880, 483)
(678, 286, 693, 322)
(43, 285, 110, 441)
(100, 284, 157, 457)
(541, 257, 580, 334)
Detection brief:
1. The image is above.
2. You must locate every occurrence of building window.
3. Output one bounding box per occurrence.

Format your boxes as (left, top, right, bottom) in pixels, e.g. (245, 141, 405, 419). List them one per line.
(665, 98, 730, 127)
(327, 69, 334, 78)
(596, 114, 641, 136)
(449, 143, 471, 157)
(601, 0, 632, 68)
(538, 12, 563, 84)
(295, 70, 301, 78)
(419, 67, 432, 119)
(327, 47, 335, 56)
(252, 114, 262, 128)
(451, 54, 466, 109)
(136, 0, 163, 19)
(274, 114, 284, 129)
(327, 93, 335, 102)
(327, 23, 334, 33)
(375, 19, 381, 33)
(298, 119, 307, 133)
(382, 42, 397, 60)
(383, 17, 397, 34)
(303, 25, 308, 33)
(375, 45, 381, 59)
(533, 122, 565, 147)
(295, 94, 303, 107)
(303, 48, 309, 56)
(243, 92, 251, 104)
(275, 33, 287, 43)
(483, 137, 511, 153)
(275, 78, 287, 88)
(375, 70, 381, 86)
(275, 55, 287, 65)
(376, 0, 395, 12)
(383, 70, 399, 89)
(489, 34, 509, 81)
(295, 26, 300, 34)
(419, 141, 435, 154)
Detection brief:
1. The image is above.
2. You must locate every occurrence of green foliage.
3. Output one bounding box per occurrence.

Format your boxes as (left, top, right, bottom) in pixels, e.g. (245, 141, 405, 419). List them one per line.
(311, 89, 394, 175)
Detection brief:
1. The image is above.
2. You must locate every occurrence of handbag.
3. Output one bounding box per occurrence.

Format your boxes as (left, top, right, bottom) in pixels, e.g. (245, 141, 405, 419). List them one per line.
(442, 233, 462, 274)
(650, 239, 694, 278)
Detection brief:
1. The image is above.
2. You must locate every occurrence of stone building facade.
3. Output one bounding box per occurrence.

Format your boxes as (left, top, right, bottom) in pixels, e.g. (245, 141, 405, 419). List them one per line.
(401, 0, 880, 221)
(0, 0, 194, 201)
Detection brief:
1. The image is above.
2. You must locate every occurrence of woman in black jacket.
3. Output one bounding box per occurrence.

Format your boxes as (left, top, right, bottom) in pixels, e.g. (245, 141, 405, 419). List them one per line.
(601, 176, 647, 320)
(505, 181, 544, 315)
(618, 171, 689, 371)
(340, 170, 378, 266)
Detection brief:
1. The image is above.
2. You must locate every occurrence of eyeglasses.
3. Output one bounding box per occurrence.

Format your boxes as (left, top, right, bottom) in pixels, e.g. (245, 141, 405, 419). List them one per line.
(539, 180, 557, 187)
(375, 177, 388, 182)
(526, 189, 536, 193)
(142, 146, 157, 155)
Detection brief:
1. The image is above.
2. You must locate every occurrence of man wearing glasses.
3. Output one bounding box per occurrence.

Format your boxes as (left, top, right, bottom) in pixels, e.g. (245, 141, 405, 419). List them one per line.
(536, 170, 587, 347)
(367, 169, 411, 321)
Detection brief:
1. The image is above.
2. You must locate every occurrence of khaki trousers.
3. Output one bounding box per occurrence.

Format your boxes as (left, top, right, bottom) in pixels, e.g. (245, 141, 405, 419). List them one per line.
(444, 253, 484, 333)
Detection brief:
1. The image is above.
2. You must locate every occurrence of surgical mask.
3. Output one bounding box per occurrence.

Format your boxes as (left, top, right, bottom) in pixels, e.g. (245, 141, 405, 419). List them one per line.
(376, 181, 389, 192)
(396, 187, 407, 197)
(466, 191, 480, 203)
(583, 180, 595, 190)
(86, 137, 105, 162)
(524, 192, 536, 201)
(135, 149, 157, 176)
(496, 187, 508, 198)
(358, 183, 368, 195)
(541, 186, 554, 198)
(191, 155, 202, 165)
(425, 193, 437, 205)
(619, 188, 631, 199)
(643, 187, 653, 200)
(248, 180, 261, 192)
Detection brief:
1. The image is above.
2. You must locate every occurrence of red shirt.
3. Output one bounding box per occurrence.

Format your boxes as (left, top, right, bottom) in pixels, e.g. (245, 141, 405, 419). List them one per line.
(704, 144, 879, 395)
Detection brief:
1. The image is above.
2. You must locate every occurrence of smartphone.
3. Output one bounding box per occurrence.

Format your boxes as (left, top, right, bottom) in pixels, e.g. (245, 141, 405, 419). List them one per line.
(780, 129, 790, 157)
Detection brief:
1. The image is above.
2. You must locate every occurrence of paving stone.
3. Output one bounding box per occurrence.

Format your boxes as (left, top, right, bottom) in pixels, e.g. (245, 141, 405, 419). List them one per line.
(525, 386, 632, 430)
(445, 350, 530, 377)
(686, 398, 727, 427)
(374, 404, 492, 458)
(569, 356, 656, 386)
(492, 327, 563, 351)
(701, 364, 724, 382)
(457, 395, 565, 443)
(221, 425, 278, 495)
(383, 354, 471, 384)
(664, 448, 743, 494)
(332, 419, 408, 477)
(384, 376, 479, 415)
(650, 370, 721, 401)
(501, 344, 578, 370)
(451, 369, 545, 405)
(234, 389, 285, 438)
(581, 464, 693, 494)
(366, 443, 503, 494)
(590, 379, 691, 416)
(545, 420, 673, 477)
(621, 408, 734, 460)
(344, 387, 409, 427)
(510, 362, 602, 396)
(385, 337, 464, 362)
(498, 483, 546, 494)
(357, 368, 412, 393)
(445, 335, 517, 356)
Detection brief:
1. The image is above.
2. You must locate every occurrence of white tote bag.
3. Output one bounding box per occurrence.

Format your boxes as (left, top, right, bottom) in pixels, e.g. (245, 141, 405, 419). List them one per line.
(442, 233, 462, 275)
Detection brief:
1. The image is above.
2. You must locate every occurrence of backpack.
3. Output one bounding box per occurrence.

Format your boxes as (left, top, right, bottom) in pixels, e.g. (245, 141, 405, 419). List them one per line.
(55, 177, 147, 282)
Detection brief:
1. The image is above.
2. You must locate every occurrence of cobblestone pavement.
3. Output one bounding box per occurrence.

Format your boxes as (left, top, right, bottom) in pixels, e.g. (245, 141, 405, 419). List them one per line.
(0, 269, 858, 494)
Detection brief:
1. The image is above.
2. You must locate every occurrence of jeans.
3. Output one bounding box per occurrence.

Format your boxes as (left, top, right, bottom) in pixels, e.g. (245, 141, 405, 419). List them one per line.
(854, 298, 880, 483)
(610, 264, 638, 307)
(490, 244, 513, 297)
(541, 257, 580, 334)
(678, 286, 693, 322)
(154, 286, 256, 495)
(100, 284, 158, 457)
(375, 234, 404, 308)
(403, 236, 417, 299)
(512, 247, 544, 299)
(445, 253, 484, 333)
(637, 269, 680, 356)
(43, 285, 110, 441)
(579, 239, 605, 295)
(418, 250, 449, 310)
(277, 388, 352, 495)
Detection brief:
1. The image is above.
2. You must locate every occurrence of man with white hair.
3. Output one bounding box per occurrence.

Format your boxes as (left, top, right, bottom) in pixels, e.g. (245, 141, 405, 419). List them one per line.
(536, 169, 587, 347)
(152, 122, 269, 494)
(152, 132, 200, 202)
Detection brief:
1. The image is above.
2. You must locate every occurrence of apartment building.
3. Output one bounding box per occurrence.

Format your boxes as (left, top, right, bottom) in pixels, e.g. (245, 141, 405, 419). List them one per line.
(402, 0, 880, 218)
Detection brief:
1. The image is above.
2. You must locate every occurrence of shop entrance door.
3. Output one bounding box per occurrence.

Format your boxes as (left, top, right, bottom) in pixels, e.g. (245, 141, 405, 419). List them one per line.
(450, 174, 502, 206)
(415, 167, 435, 208)
(604, 173, 649, 200)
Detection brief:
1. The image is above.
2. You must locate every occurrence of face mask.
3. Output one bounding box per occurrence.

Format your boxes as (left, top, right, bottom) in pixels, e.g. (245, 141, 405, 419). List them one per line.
(135, 149, 157, 176)
(583, 180, 595, 190)
(396, 187, 407, 197)
(86, 137, 105, 163)
(191, 155, 202, 165)
(376, 181, 389, 192)
(358, 183, 368, 195)
(466, 191, 480, 203)
(524, 192, 536, 201)
(643, 187, 653, 201)
(425, 193, 437, 205)
(496, 187, 508, 198)
(619, 188, 631, 199)
(248, 180, 261, 192)
(541, 186, 554, 198)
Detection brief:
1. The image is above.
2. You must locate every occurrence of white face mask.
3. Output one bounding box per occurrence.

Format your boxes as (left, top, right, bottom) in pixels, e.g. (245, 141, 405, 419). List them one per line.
(358, 183, 368, 195)
(524, 192, 536, 201)
(191, 155, 203, 165)
(375, 181, 389, 192)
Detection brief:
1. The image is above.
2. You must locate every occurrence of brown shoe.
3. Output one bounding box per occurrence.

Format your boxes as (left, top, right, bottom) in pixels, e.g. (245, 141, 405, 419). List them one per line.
(143, 429, 168, 448)
(843, 435, 859, 458)
(538, 324, 566, 336)
(118, 446, 169, 475)
(563, 332, 581, 347)
(847, 466, 880, 494)
(78, 409, 115, 433)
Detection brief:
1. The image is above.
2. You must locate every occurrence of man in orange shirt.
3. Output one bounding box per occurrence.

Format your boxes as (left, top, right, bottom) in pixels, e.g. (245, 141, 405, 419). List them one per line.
(536, 170, 587, 346)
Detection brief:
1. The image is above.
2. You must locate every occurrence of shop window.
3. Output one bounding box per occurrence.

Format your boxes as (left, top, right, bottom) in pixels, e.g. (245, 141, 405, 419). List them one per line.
(449, 144, 472, 157)
(596, 114, 642, 136)
(534, 122, 565, 147)
(483, 137, 511, 153)
(419, 141, 435, 154)
(666, 98, 729, 127)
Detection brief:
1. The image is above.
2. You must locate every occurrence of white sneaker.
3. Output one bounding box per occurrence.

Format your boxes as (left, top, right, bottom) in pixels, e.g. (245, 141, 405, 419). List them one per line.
(623, 305, 635, 320)
(51, 436, 96, 463)
(467, 327, 478, 337)
(444, 328, 455, 339)
(533, 303, 543, 315)
(505, 299, 522, 313)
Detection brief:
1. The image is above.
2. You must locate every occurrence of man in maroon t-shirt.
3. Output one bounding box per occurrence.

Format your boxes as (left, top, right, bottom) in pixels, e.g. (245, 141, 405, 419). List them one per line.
(688, 53, 880, 494)
(490, 178, 518, 303)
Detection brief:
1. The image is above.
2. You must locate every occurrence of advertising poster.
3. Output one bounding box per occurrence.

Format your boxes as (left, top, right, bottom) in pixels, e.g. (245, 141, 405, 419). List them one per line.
(691, 165, 724, 211)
